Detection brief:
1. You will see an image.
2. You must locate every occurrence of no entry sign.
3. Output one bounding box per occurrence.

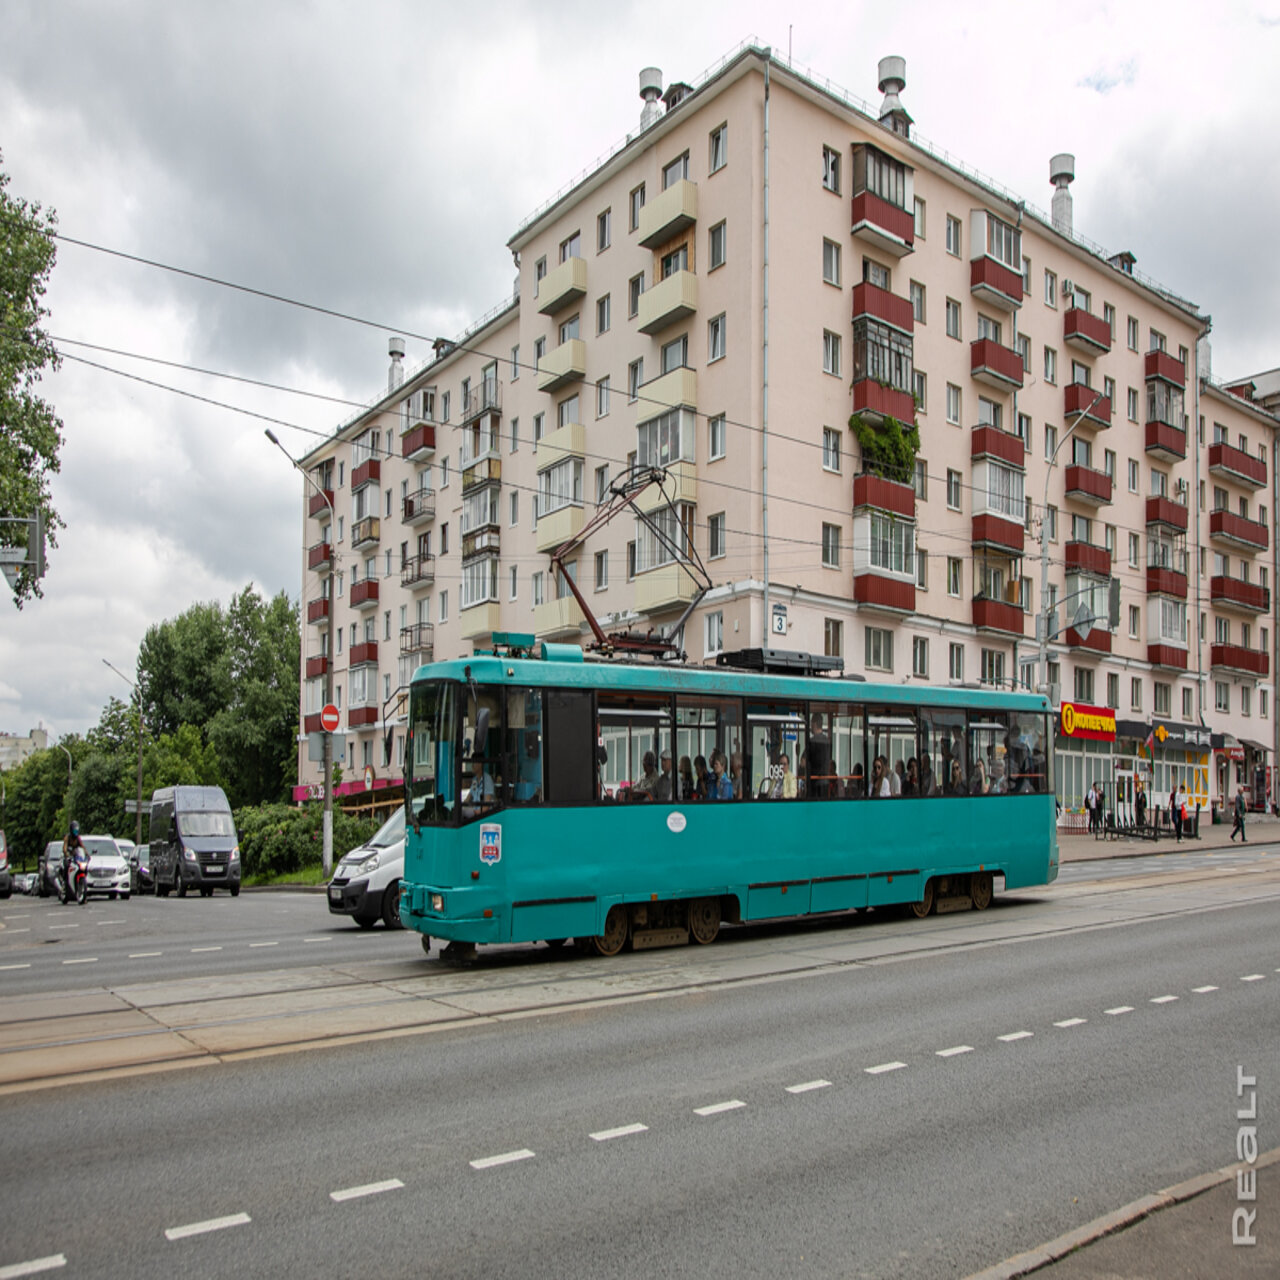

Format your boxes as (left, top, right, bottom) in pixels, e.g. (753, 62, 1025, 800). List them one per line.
(320, 704, 340, 732)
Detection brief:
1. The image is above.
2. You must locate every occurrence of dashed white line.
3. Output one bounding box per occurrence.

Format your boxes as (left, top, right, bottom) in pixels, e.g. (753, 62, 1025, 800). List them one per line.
(998, 1031, 1034, 1042)
(785, 1080, 832, 1094)
(1053, 1018, 1087, 1028)
(190, 946, 222, 953)
(5, 928, 30, 934)
(0, 963, 31, 971)
(249, 941, 279, 948)
(1150, 995, 1179, 1004)
(695, 1099, 747, 1115)
(61, 958, 97, 965)
(865, 1061, 908, 1075)
(469, 1149, 535, 1170)
(129, 952, 162, 958)
(1192, 985, 1219, 993)
(0, 1254, 66, 1278)
(1105, 1006, 1134, 1015)
(47, 923, 79, 930)
(590, 1123, 649, 1141)
(1241, 974, 1266, 982)
(936, 1045, 974, 1058)
(96, 920, 125, 927)
(5, 915, 29, 921)
(303, 937, 332, 943)
(329, 1179, 404, 1202)
(164, 1212, 251, 1241)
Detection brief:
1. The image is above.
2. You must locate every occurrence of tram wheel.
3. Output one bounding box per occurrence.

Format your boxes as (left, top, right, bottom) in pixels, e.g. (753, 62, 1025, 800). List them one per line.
(908, 879, 935, 919)
(970, 871, 993, 911)
(688, 897, 721, 945)
(593, 906, 629, 957)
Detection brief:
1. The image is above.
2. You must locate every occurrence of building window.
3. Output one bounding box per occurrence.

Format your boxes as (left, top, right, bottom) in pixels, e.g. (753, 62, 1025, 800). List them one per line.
(946, 469, 961, 510)
(1128, 458, 1139, 492)
(705, 610, 724, 657)
(628, 359, 643, 401)
(913, 197, 926, 239)
(981, 650, 1005, 688)
(1044, 269, 1057, 307)
(1046, 505, 1058, 542)
(1016, 333, 1030, 372)
(945, 215, 961, 257)
(596, 208, 611, 253)
(597, 376, 611, 418)
(594, 464, 610, 506)
(822, 146, 840, 193)
(945, 298, 961, 340)
(822, 330, 841, 376)
(947, 557, 962, 597)
(822, 427, 841, 472)
(709, 221, 726, 270)
(1044, 346, 1057, 384)
(509, 565, 518, 600)
(823, 239, 841, 286)
(534, 257, 547, 293)
(1074, 667, 1094, 703)
(909, 280, 925, 323)
(438, 590, 448, 623)
(594, 550, 608, 591)
(1181, 686, 1193, 720)
(912, 635, 929, 677)
(629, 183, 645, 231)
(1107, 672, 1120, 710)
(1127, 316, 1139, 351)
(709, 123, 728, 173)
(1045, 424, 1058, 460)
(865, 626, 893, 672)
(596, 294, 611, 334)
(510, 490, 519, 526)
(708, 313, 727, 362)
(510, 345, 520, 381)
(913, 370, 927, 411)
(863, 258, 890, 290)
(709, 414, 726, 461)
(1129, 677, 1143, 710)
(626, 541, 637, 582)
(1128, 532, 1140, 568)
(949, 642, 964, 681)
(1242, 685, 1252, 716)
(1215, 681, 1230, 713)
(708, 512, 726, 559)
(628, 273, 644, 317)
(823, 618, 843, 659)
(912, 459, 928, 500)
(663, 152, 689, 189)
(560, 230, 581, 262)
(946, 383, 961, 426)
(821, 523, 841, 568)
(661, 334, 689, 374)
(916, 547, 928, 589)
(1154, 681, 1171, 715)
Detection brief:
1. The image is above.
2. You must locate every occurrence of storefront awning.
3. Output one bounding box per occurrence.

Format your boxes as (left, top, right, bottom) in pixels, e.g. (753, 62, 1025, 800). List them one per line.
(1240, 739, 1271, 754)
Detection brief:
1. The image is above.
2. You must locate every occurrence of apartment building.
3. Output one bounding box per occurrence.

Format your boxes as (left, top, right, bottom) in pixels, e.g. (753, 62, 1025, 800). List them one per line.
(291, 43, 1278, 815)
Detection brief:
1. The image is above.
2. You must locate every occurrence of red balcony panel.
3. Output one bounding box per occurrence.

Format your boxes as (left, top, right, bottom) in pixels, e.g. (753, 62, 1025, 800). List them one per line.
(1065, 541, 1111, 577)
(304, 655, 328, 679)
(853, 573, 915, 613)
(971, 513, 1025, 554)
(1063, 382, 1112, 428)
(969, 256, 1024, 309)
(1145, 496, 1189, 532)
(1208, 442, 1267, 489)
(851, 379, 916, 424)
(349, 641, 378, 666)
(1066, 626, 1111, 654)
(350, 578, 380, 608)
(972, 597, 1025, 636)
(1211, 644, 1269, 677)
(307, 598, 330, 624)
(970, 338, 1024, 389)
(303, 713, 325, 734)
(1064, 464, 1113, 506)
(852, 473, 915, 518)
(1144, 420, 1187, 461)
(1147, 644, 1188, 670)
(970, 425, 1025, 468)
(351, 458, 381, 491)
(307, 541, 333, 571)
(1144, 349, 1186, 385)
(851, 281, 914, 333)
(850, 191, 915, 255)
(348, 705, 379, 728)
(401, 422, 436, 460)
(1145, 567, 1187, 598)
(1063, 308, 1112, 354)
(1209, 509, 1269, 552)
(308, 488, 334, 519)
(1210, 577, 1270, 613)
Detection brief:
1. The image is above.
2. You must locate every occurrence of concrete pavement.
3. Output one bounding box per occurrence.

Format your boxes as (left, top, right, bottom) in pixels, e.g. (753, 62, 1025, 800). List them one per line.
(1058, 810, 1279, 862)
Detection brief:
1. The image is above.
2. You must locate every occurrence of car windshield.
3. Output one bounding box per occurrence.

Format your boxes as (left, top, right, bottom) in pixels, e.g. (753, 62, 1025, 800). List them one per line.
(367, 807, 405, 849)
(82, 838, 120, 858)
(177, 812, 236, 838)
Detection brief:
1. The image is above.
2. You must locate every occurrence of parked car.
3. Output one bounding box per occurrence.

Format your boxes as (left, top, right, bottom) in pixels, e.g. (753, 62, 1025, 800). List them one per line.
(81, 836, 131, 900)
(39, 840, 62, 897)
(328, 807, 404, 929)
(150, 785, 241, 897)
(0, 829, 10, 899)
(16, 872, 38, 895)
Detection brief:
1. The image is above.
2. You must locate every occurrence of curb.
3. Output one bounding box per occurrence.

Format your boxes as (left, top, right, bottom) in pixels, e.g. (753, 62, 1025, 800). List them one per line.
(964, 1146, 1280, 1279)
(1061, 833, 1275, 864)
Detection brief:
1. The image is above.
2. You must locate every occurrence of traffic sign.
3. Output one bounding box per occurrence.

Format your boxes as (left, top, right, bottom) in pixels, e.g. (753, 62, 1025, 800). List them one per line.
(320, 704, 341, 732)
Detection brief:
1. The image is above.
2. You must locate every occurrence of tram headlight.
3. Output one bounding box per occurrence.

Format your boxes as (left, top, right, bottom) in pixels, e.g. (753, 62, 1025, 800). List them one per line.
(431, 893, 444, 912)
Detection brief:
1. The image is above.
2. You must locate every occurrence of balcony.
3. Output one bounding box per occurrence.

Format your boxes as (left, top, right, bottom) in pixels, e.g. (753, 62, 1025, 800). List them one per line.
(972, 596, 1024, 636)
(638, 179, 698, 249)
(350, 578, 379, 609)
(851, 379, 915, 425)
(1145, 420, 1187, 462)
(1211, 577, 1270, 614)
(348, 705, 379, 729)
(1209, 509, 1269, 552)
(307, 598, 329, 625)
(401, 554, 436, 591)
(635, 562, 700, 614)
(401, 421, 436, 461)
(852, 472, 915, 518)
(461, 528, 501, 561)
(535, 503, 586, 554)
(853, 574, 916, 614)
(637, 270, 698, 335)
(1146, 495, 1189, 533)
(971, 513, 1024, 554)
(1145, 349, 1186, 386)
(462, 455, 501, 493)
(1211, 644, 1269, 677)
(352, 516, 380, 548)
(849, 190, 915, 257)
(1065, 541, 1111, 577)
(640, 366, 698, 416)
(460, 602, 503, 642)
(400, 623, 435, 663)
(1066, 626, 1111, 654)
(1146, 567, 1187, 598)
(851, 281, 913, 333)
(536, 255, 587, 316)
(461, 380, 502, 423)
(1063, 308, 1111, 355)
(1064, 464, 1113, 507)
(349, 641, 378, 667)
(970, 425, 1025, 468)
(351, 457, 380, 492)
(304, 655, 328, 679)
(1064, 382, 1112, 430)
(1209, 442, 1267, 489)
(636, 460, 698, 515)
(402, 486, 436, 525)
(1147, 645, 1188, 670)
(307, 541, 333, 571)
(536, 338, 587, 393)
(969, 256, 1024, 311)
(533, 596, 586, 639)
(970, 338, 1024, 390)
(303, 712, 327, 735)
(308, 488, 334, 519)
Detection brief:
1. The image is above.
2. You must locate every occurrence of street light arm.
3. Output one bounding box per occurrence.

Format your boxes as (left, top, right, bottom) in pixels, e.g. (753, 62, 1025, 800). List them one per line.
(264, 429, 335, 522)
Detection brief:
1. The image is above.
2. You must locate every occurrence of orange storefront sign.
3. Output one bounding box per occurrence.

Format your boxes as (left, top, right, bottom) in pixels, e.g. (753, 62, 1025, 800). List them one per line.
(1059, 701, 1116, 742)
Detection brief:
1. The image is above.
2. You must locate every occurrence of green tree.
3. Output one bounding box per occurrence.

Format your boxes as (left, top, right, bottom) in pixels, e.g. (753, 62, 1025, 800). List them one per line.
(2, 747, 70, 865)
(63, 750, 127, 838)
(137, 601, 230, 737)
(0, 151, 64, 606)
(140, 723, 224, 796)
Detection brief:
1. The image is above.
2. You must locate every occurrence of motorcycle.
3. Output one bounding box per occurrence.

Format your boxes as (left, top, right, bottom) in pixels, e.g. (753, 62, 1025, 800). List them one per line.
(57, 849, 90, 906)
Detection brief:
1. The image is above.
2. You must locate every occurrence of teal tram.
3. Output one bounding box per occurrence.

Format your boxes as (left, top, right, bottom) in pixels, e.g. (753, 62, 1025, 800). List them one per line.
(399, 643, 1058, 958)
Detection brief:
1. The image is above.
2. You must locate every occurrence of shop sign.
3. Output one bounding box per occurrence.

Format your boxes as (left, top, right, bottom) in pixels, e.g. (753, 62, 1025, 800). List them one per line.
(1152, 721, 1213, 750)
(1060, 701, 1116, 742)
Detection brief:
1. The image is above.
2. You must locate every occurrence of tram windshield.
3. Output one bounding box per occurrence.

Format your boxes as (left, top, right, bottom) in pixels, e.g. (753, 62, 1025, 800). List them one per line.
(407, 680, 461, 827)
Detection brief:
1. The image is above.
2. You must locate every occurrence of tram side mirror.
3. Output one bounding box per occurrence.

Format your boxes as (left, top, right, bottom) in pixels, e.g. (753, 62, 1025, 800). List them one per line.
(597, 744, 608, 766)
(475, 706, 490, 751)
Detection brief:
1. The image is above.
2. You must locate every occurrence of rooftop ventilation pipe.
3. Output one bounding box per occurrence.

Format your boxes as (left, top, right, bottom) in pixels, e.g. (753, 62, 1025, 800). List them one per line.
(1050, 153, 1075, 237)
(388, 336, 405, 392)
(877, 56, 912, 138)
(639, 67, 664, 129)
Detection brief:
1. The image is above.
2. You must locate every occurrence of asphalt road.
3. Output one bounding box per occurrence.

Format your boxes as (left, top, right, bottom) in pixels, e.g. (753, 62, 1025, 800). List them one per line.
(0, 876, 1276, 1278)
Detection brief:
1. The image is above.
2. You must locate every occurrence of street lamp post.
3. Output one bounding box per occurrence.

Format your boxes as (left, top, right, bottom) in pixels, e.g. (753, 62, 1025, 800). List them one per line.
(57, 743, 72, 787)
(265, 428, 336, 877)
(103, 658, 145, 848)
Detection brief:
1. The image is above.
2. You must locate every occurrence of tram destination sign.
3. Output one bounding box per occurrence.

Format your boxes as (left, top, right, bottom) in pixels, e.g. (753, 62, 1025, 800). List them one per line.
(1059, 701, 1116, 742)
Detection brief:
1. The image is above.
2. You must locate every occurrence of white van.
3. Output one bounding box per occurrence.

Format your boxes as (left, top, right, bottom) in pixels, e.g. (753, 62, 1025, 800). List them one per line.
(327, 807, 404, 929)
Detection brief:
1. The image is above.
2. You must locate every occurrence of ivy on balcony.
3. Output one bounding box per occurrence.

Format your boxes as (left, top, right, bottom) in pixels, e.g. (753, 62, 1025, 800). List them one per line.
(848, 411, 920, 484)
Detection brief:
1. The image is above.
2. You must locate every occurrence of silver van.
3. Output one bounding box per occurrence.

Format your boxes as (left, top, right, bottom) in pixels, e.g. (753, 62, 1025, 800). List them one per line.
(328, 807, 404, 929)
(150, 785, 241, 897)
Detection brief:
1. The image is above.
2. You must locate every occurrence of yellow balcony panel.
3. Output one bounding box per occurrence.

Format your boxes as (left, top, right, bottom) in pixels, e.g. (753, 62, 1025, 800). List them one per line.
(638, 366, 697, 417)
(535, 503, 585, 553)
(537, 339, 587, 393)
(459, 602, 504, 642)
(536, 256, 588, 316)
(638, 179, 698, 249)
(537, 422, 586, 467)
(533, 596, 586, 639)
(635, 460, 697, 513)
(635, 562, 698, 613)
(637, 270, 698, 335)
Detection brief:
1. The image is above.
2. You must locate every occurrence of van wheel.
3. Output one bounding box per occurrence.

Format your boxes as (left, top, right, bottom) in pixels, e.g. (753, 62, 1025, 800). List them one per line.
(354, 913, 377, 930)
(229, 885, 240, 898)
(381, 880, 402, 930)
(200, 886, 213, 898)
(156, 874, 169, 898)
(176, 870, 187, 899)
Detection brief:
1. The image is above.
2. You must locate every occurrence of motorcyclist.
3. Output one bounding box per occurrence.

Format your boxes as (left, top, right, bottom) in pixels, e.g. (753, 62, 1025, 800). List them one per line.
(61, 820, 85, 900)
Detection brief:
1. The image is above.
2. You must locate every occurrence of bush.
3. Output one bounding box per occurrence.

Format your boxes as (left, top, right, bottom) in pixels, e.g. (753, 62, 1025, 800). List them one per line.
(233, 803, 381, 878)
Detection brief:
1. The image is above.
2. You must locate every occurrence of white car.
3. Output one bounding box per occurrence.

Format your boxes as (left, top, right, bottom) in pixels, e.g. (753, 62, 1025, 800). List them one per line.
(327, 808, 404, 929)
(81, 836, 132, 900)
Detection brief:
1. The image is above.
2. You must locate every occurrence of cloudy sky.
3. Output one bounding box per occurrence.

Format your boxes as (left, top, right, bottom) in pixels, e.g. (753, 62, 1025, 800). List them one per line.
(2, 0, 1279, 740)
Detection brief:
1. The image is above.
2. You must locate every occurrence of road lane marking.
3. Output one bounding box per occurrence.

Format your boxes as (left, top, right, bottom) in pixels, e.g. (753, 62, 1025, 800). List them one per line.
(469, 1149, 534, 1170)
(5, 915, 29, 921)
(249, 941, 279, 948)
(865, 1061, 908, 1074)
(0, 963, 32, 971)
(1241, 974, 1266, 982)
(47, 924, 79, 929)
(6, 928, 30, 934)
(96, 920, 124, 926)
(695, 1099, 746, 1115)
(590, 1123, 649, 1141)
(998, 1031, 1034, 1042)
(129, 952, 162, 958)
(61, 958, 97, 965)
(330, 1179, 404, 1202)
(190, 947, 222, 953)
(936, 1045, 974, 1058)
(303, 937, 332, 943)
(0, 1254, 66, 1278)
(1054, 1018, 1087, 1028)
(1150, 995, 1179, 1004)
(164, 1212, 251, 1241)
(785, 1080, 832, 1094)
(1105, 1006, 1134, 1015)
(1192, 986, 1218, 993)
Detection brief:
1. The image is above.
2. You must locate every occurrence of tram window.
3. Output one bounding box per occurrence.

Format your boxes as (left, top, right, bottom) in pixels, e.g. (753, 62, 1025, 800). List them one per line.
(599, 692, 673, 801)
(544, 689, 595, 805)
(461, 685, 503, 818)
(919, 707, 966, 796)
(746, 701, 805, 799)
(505, 688, 544, 804)
(1007, 712, 1050, 794)
(827, 703, 865, 797)
(675, 695, 743, 800)
(407, 679, 460, 826)
(868, 708, 917, 797)
(967, 711, 1009, 795)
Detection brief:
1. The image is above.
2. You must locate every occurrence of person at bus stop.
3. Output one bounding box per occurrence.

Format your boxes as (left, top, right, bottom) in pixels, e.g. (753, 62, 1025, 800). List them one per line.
(1085, 782, 1097, 833)
(1170, 783, 1183, 841)
(1135, 781, 1147, 830)
(1231, 785, 1248, 841)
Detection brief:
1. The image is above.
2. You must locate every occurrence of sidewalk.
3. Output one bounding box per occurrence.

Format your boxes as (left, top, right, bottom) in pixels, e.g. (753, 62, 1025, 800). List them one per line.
(1058, 811, 1279, 863)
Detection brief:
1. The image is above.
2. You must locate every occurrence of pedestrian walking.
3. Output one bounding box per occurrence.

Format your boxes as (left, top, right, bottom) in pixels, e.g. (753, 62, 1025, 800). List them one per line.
(1170, 784, 1182, 841)
(1135, 782, 1147, 831)
(1231, 786, 1248, 842)
(1086, 782, 1097, 834)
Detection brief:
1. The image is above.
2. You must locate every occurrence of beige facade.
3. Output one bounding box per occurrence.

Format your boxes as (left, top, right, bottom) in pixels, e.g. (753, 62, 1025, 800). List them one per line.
(291, 46, 1278, 814)
(0, 725, 49, 771)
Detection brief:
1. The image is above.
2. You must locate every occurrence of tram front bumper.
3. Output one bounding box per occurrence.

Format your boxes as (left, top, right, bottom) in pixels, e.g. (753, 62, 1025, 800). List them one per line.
(402, 882, 502, 944)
